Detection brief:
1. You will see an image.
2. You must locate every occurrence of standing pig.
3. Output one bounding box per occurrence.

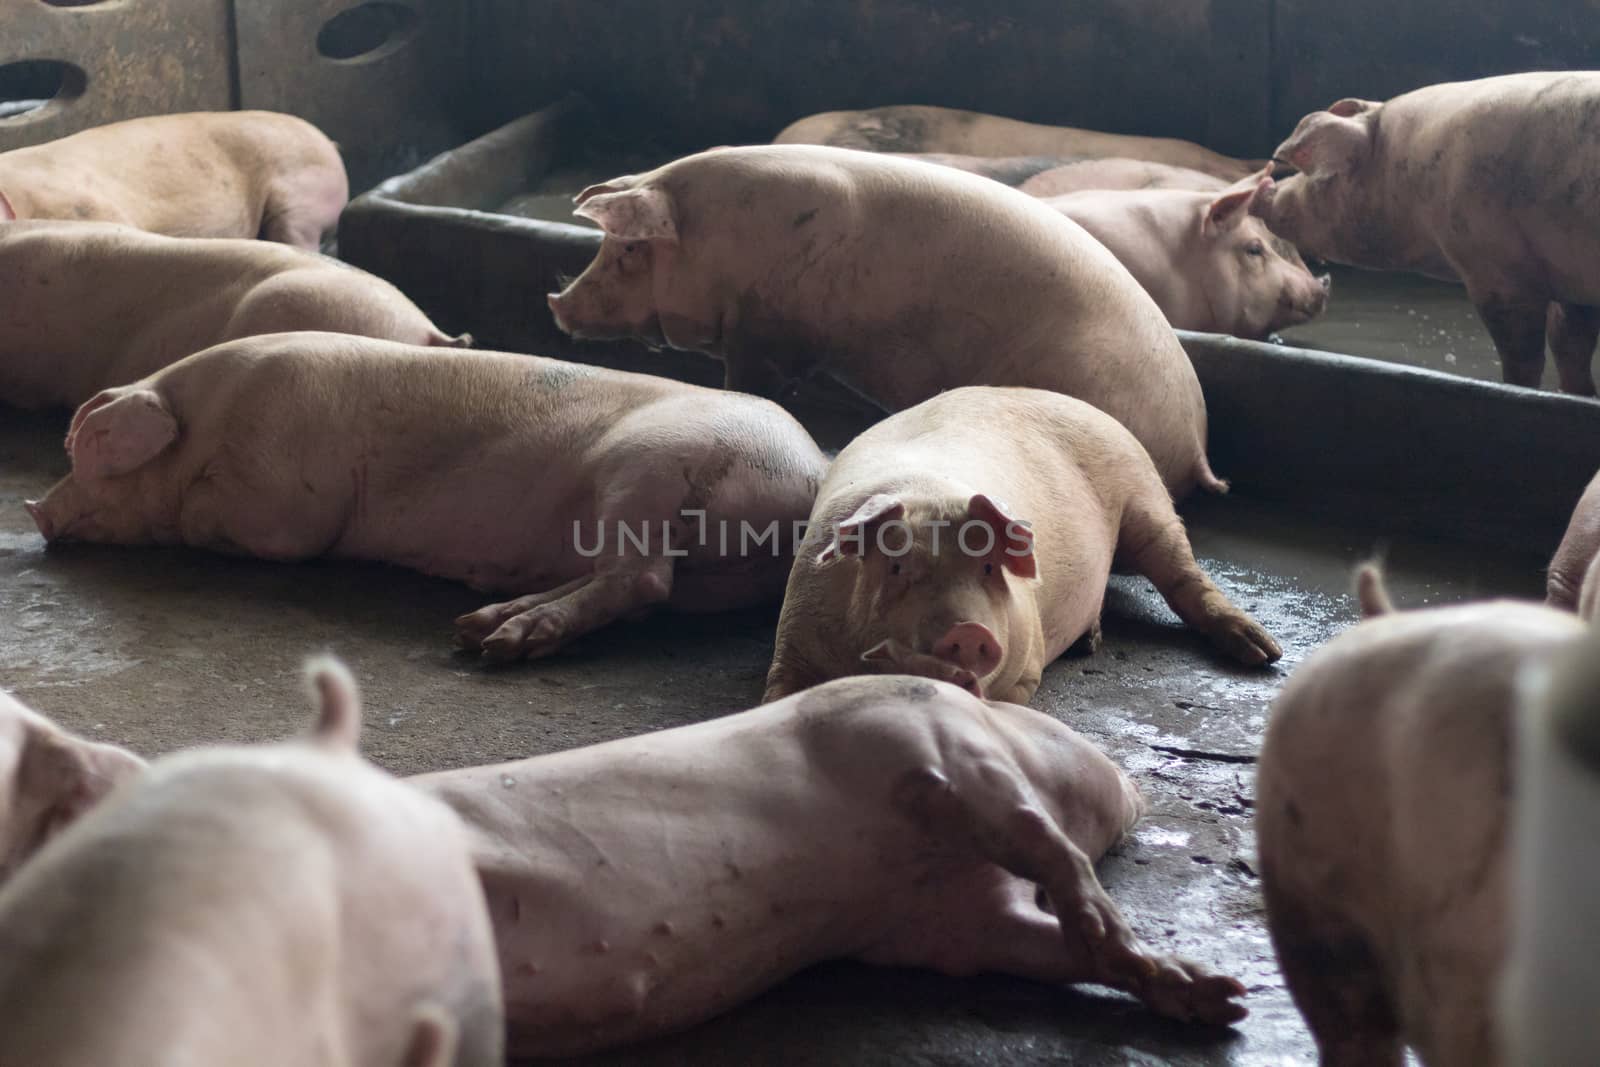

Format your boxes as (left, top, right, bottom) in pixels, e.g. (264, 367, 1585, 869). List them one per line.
(764, 388, 1280, 704)
(0, 689, 145, 881)
(412, 674, 1247, 1057)
(1257, 568, 1584, 1067)
(1019, 158, 1228, 196)
(0, 220, 467, 409)
(548, 144, 1223, 497)
(0, 659, 504, 1066)
(0, 110, 346, 248)
(1546, 466, 1600, 614)
(1252, 73, 1600, 393)
(1042, 180, 1331, 339)
(775, 105, 1260, 181)
(27, 333, 827, 662)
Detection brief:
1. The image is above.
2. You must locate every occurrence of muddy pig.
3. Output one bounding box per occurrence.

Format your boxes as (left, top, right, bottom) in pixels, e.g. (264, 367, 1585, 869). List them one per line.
(28, 333, 826, 662)
(0, 659, 502, 1066)
(0, 689, 145, 882)
(775, 105, 1260, 181)
(0, 220, 468, 409)
(1253, 73, 1600, 394)
(1043, 179, 1330, 339)
(1546, 467, 1600, 615)
(548, 144, 1223, 497)
(413, 673, 1246, 1057)
(0, 110, 346, 248)
(1257, 567, 1585, 1067)
(1019, 158, 1228, 196)
(764, 388, 1280, 704)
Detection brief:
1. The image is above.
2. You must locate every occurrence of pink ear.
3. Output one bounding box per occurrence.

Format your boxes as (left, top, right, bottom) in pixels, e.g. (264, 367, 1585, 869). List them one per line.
(572, 186, 678, 242)
(1203, 176, 1269, 234)
(0, 190, 14, 222)
(818, 493, 905, 563)
(1276, 112, 1370, 176)
(1326, 97, 1379, 118)
(968, 494, 1036, 578)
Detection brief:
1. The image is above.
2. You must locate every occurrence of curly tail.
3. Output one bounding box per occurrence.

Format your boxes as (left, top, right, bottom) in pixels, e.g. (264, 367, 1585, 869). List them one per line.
(1355, 563, 1393, 618)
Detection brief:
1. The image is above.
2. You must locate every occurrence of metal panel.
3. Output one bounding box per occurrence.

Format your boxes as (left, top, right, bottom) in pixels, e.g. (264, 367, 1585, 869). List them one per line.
(0, 0, 234, 152)
(234, 0, 468, 191)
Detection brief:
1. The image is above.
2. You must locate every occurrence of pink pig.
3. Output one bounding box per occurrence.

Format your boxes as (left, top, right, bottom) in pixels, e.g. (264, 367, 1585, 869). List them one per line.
(1042, 179, 1330, 339)
(548, 144, 1225, 497)
(0, 111, 347, 248)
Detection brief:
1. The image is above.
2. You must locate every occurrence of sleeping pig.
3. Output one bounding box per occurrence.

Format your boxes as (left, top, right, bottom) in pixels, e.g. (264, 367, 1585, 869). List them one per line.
(27, 333, 826, 662)
(1019, 158, 1228, 196)
(1042, 179, 1330, 339)
(764, 387, 1280, 704)
(0, 219, 467, 409)
(413, 673, 1247, 1057)
(1257, 567, 1585, 1067)
(0, 659, 503, 1066)
(547, 144, 1225, 497)
(775, 105, 1260, 181)
(1253, 73, 1600, 393)
(0, 110, 346, 248)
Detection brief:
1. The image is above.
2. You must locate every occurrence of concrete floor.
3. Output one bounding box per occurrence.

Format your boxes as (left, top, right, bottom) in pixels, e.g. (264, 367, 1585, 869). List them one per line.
(0, 395, 1550, 1064)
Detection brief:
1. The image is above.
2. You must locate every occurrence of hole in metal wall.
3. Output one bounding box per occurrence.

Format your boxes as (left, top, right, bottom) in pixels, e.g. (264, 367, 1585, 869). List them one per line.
(316, 2, 419, 63)
(0, 59, 86, 122)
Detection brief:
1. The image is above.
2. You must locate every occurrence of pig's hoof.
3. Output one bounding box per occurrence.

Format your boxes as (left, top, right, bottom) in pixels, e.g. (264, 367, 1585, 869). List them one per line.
(481, 610, 567, 663)
(1138, 956, 1249, 1026)
(1210, 615, 1282, 667)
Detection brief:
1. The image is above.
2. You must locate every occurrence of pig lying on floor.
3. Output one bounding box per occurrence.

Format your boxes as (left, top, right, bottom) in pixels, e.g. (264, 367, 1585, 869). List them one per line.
(886, 153, 1227, 195)
(0, 110, 347, 248)
(0, 660, 503, 1066)
(28, 333, 827, 662)
(1253, 73, 1600, 394)
(412, 673, 1248, 1057)
(548, 144, 1224, 497)
(765, 387, 1280, 704)
(1042, 179, 1329, 339)
(1257, 568, 1584, 1067)
(775, 105, 1260, 181)
(0, 220, 467, 409)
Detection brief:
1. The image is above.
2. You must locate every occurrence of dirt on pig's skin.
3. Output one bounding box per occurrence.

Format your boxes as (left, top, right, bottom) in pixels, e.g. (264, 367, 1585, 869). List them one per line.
(0, 401, 1546, 1065)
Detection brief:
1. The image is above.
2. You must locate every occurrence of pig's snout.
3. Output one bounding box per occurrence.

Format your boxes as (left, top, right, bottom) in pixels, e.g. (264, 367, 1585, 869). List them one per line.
(932, 622, 1003, 678)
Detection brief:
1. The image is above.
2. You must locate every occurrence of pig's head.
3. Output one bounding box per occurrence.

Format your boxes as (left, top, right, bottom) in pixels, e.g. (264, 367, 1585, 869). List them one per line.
(546, 176, 677, 349)
(1198, 178, 1330, 338)
(818, 491, 1041, 699)
(0, 692, 146, 881)
(1251, 98, 1393, 267)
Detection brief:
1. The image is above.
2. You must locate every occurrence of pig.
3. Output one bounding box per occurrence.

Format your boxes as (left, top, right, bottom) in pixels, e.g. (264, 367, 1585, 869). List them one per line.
(1019, 158, 1229, 196)
(774, 105, 1261, 181)
(1545, 467, 1600, 615)
(0, 110, 347, 248)
(0, 219, 469, 409)
(1041, 179, 1331, 339)
(412, 673, 1247, 1057)
(763, 387, 1281, 705)
(0, 659, 503, 1066)
(548, 143, 1224, 497)
(1251, 73, 1600, 394)
(0, 689, 145, 882)
(27, 333, 827, 662)
(1256, 566, 1585, 1067)
(1501, 619, 1600, 1066)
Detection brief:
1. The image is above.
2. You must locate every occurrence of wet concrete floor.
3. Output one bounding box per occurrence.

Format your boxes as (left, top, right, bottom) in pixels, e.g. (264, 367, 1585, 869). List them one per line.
(0, 395, 1550, 1065)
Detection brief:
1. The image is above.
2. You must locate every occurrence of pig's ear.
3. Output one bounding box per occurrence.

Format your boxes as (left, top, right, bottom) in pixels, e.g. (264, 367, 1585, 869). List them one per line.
(819, 493, 905, 563)
(573, 186, 678, 243)
(968, 494, 1037, 579)
(860, 640, 897, 664)
(305, 656, 362, 751)
(1203, 176, 1271, 235)
(1275, 111, 1371, 177)
(1327, 97, 1380, 118)
(0, 190, 13, 222)
(572, 174, 640, 207)
(17, 727, 141, 848)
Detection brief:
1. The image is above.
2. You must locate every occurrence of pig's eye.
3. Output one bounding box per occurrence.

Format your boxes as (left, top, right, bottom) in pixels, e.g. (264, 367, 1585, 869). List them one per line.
(985, 563, 994, 575)
(1245, 241, 1266, 257)
(890, 563, 902, 576)
(624, 242, 639, 253)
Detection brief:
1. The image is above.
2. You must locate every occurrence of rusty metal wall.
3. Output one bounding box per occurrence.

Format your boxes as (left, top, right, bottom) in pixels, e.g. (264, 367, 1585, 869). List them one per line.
(0, 0, 234, 152)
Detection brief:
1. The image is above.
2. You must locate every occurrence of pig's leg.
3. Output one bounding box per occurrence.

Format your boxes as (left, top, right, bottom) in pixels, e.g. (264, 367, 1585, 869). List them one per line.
(895, 763, 1246, 1025)
(1547, 301, 1599, 397)
(1472, 292, 1548, 389)
(457, 554, 673, 662)
(1260, 872, 1403, 1067)
(1117, 498, 1281, 666)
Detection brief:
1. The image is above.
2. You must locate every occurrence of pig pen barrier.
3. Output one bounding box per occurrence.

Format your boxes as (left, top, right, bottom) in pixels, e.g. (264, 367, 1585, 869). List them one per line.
(340, 99, 1600, 557)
